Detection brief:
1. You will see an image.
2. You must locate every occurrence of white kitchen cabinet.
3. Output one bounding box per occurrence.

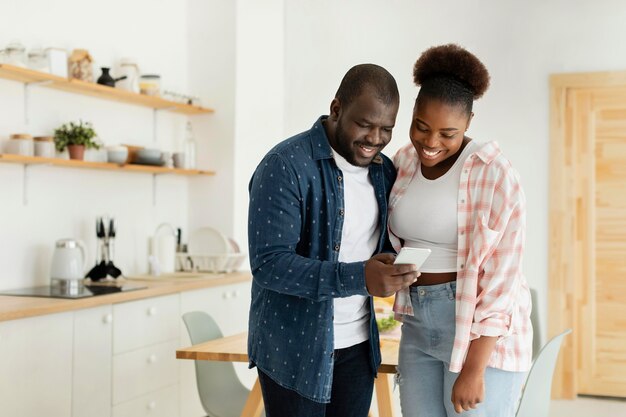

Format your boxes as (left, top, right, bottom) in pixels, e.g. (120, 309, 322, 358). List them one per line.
(72, 305, 113, 417)
(0, 312, 73, 417)
(179, 281, 253, 417)
(0, 279, 252, 417)
(113, 294, 180, 354)
(113, 340, 179, 404)
(112, 384, 179, 417)
(112, 293, 180, 416)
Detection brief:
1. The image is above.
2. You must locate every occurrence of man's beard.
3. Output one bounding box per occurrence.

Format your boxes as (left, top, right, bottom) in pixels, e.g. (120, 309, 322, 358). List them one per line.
(334, 122, 376, 167)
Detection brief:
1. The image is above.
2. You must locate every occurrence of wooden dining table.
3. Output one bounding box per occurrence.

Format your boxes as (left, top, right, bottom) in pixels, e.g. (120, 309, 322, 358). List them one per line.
(176, 332, 399, 417)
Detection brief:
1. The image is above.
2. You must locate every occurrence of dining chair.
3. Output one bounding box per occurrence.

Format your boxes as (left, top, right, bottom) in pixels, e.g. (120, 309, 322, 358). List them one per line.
(515, 328, 572, 417)
(182, 311, 264, 417)
(529, 287, 542, 359)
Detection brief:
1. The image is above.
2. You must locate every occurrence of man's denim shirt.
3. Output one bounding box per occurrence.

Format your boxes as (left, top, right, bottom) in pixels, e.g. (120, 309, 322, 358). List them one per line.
(247, 116, 397, 403)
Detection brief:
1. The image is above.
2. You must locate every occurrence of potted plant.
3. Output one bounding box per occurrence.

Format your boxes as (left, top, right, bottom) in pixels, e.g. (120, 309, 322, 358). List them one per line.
(53, 120, 99, 160)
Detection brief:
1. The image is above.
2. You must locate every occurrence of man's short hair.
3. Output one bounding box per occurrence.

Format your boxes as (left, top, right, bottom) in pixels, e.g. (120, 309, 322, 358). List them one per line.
(335, 64, 399, 106)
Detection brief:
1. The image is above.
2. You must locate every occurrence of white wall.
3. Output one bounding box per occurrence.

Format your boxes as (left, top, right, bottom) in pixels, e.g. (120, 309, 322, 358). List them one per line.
(276, 0, 626, 341)
(187, 0, 237, 242)
(0, 0, 199, 289)
(233, 0, 285, 255)
(186, 0, 285, 264)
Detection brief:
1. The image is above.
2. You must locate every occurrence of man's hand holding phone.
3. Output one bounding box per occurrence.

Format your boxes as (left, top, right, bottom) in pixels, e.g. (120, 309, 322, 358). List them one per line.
(365, 248, 430, 297)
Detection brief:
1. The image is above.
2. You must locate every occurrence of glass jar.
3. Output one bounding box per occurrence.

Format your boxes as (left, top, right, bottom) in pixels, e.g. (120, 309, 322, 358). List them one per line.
(139, 74, 161, 96)
(28, 48, 49, 73)
(34, 136, 55, 158)
(4, 42, 27, 67)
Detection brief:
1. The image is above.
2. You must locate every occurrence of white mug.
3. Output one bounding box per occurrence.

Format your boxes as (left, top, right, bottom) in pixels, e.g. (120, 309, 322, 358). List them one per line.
(173, 152, 185, 169)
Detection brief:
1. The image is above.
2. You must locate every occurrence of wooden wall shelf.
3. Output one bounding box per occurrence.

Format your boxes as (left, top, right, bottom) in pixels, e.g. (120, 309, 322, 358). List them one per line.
(0, 64, 214, 115)
(0, 154, 215, 176)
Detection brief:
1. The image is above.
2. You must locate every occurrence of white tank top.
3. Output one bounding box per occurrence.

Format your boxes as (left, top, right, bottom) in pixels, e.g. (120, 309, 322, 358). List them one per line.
(389, 141, 477, 272)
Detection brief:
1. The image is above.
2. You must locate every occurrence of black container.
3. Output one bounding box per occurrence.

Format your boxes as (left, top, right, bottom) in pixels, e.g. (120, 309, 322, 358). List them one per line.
(97, 67, 127, 88)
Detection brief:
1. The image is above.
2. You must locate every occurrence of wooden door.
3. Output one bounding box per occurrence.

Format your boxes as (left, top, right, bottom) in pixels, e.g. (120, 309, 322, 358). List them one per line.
(585, 95, 626, 396)
(550, 73, 626, 399)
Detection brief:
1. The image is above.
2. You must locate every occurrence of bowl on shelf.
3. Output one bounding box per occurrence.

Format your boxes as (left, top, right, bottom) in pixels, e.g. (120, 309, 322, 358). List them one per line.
(136, 148, 161, 160)
(133, 148, 163, 165)
(106, 145, 128, 164)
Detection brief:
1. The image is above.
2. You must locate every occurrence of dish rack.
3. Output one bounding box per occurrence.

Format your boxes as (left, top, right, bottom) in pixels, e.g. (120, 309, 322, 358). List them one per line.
(176, 252, 246, 273)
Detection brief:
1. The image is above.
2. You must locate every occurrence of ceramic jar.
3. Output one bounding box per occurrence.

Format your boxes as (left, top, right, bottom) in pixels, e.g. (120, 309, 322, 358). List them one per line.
(6, 133, 34, 156)
(34, 136, 55, 158)
(116, 58, 140, 93)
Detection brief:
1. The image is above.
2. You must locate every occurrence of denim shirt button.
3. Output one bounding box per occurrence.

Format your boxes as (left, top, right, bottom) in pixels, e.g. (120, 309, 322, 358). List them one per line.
(334, 244, 340, 251)
(339, 209, 344, 216)
(337, 175, 342, 182)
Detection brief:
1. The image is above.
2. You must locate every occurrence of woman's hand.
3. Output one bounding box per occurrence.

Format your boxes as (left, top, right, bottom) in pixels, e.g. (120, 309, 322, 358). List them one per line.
(450, 336, 497, 413)
(451, 367, 485, 413)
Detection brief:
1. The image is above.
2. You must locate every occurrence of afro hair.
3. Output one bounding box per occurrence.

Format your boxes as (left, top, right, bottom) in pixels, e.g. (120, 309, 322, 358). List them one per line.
(413, 44, 490, 99)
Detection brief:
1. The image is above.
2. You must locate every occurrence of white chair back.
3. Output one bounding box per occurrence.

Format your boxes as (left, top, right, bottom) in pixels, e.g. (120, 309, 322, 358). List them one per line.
(516, 329, 572, 417)
(529, 288, 542, 359)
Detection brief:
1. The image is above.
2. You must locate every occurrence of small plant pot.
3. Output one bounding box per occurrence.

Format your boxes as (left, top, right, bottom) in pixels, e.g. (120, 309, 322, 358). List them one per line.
(67, 144, 85, 160)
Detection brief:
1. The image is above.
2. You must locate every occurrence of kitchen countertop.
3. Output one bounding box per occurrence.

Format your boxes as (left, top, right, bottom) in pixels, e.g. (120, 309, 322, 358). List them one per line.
(0, 271, 252, 323)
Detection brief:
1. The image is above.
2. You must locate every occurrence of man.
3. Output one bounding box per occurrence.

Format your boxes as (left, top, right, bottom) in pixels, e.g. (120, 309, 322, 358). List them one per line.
(247, 64, 418, 417)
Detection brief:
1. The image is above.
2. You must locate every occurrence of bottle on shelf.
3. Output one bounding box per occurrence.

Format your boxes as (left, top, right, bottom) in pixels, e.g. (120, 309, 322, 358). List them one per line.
(183, 121, 196, 169)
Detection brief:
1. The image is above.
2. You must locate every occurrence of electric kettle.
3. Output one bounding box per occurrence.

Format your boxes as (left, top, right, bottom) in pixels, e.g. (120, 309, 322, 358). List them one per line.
(50, 238, 87, 282)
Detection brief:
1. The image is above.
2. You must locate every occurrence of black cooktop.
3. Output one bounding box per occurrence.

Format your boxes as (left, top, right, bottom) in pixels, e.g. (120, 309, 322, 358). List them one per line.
(0, 282, 147, 299)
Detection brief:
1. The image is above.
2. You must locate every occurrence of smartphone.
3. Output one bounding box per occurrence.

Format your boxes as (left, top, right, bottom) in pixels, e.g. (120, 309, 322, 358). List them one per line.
(393, 247, 431, 269)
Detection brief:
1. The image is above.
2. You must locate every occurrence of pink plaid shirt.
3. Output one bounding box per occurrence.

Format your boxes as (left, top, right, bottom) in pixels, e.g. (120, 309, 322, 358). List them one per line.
(389, 141, 533, 373)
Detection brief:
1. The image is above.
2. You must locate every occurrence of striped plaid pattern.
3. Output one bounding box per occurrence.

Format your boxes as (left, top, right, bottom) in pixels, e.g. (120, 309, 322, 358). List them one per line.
(388, 141, 533, 373)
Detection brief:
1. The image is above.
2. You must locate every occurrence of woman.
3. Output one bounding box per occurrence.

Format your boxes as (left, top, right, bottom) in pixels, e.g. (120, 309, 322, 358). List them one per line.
(388, 44, 532, 417)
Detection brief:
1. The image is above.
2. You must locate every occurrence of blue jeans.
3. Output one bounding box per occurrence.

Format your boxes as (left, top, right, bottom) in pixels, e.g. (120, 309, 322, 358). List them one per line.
(258, 340, 374, 417)
(397, 282, 526, 417)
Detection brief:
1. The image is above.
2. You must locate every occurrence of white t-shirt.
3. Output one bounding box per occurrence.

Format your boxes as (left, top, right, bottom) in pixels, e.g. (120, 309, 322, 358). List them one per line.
(332, 149, 380, 349)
